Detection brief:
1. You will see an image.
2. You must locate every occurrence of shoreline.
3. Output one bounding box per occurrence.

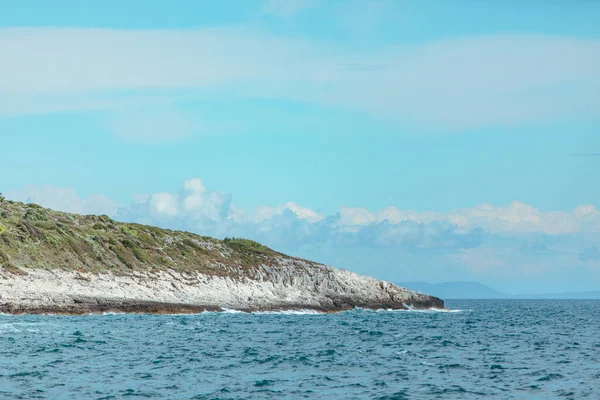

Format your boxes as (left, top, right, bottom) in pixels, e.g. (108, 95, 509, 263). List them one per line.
(0, 303, 446, 316)
(0, 295, 444, 316)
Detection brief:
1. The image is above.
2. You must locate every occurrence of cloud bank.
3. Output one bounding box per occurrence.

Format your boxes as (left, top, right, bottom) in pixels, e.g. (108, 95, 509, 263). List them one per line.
(6, 177, 599, 242)
(6, 178, 600, 290)
(2, 28, 599, 128)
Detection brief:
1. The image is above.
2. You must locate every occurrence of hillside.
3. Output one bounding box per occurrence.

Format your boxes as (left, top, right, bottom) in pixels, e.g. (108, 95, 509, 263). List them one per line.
(0, 199, 443, 314)
(0, 198, 300, 277)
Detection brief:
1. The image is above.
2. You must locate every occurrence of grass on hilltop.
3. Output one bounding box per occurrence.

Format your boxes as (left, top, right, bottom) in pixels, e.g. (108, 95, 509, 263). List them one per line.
(0, 195, 305, 277)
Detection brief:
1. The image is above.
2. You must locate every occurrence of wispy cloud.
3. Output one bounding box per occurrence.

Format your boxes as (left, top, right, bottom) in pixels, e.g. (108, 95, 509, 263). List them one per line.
(1, 28, 600, 128)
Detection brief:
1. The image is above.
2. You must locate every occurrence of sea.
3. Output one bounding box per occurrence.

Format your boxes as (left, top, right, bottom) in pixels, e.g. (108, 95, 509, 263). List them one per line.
(1, 300, 599, 399)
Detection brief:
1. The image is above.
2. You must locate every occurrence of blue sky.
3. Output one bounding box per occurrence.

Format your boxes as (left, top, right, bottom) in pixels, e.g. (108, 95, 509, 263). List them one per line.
(1, 0, 599, 293)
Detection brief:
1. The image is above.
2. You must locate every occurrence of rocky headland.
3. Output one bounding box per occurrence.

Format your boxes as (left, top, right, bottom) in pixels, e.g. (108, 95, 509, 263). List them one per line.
(0, 199, 443, 314)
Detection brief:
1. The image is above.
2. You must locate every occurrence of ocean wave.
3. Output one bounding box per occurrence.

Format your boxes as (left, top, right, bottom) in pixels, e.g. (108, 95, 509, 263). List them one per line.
(353, 307, 468, 313)
(1, 300, 597, 399)
(217, 307, 466, 315)
(220, 308, 324, 315)
(400, 308, 469, 313)
(251, 309, 324, 315)
(220, 308, 246, 314)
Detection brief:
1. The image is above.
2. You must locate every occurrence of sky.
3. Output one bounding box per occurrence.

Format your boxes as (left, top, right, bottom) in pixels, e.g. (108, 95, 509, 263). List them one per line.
(1, 0, 599, 294)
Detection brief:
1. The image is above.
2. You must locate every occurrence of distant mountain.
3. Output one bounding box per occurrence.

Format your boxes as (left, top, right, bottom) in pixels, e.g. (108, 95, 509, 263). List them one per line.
(397, 282, 600, 300)
(517, 291, 600, 300)
(397, 282, 509, 299)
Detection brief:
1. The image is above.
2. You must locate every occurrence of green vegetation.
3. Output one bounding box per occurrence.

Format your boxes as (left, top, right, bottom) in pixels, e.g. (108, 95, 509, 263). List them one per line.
(223, 237, 274, 255)
(120, 225, 138, 237)
(0, 201, 307, 277)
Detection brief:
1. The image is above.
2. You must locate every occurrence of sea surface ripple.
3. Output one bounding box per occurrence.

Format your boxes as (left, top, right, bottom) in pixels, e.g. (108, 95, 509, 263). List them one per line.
(1, 300, 599, 399)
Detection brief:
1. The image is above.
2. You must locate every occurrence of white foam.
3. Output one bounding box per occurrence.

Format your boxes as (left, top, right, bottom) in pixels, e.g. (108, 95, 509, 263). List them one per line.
(402, 308, 468, 313)
(251, 309, 324, 315)
(366, 307, 468, 313)
(220, 308, 245, 314)
(216, 308, 324, 315)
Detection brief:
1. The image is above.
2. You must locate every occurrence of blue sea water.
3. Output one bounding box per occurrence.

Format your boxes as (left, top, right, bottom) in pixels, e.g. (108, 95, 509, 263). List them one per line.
(1, 300, 599, 399)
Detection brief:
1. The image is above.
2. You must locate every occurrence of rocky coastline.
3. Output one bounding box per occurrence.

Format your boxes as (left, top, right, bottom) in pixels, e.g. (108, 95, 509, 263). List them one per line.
(0, 265, 444, 315)
(0, 201, 443, 315)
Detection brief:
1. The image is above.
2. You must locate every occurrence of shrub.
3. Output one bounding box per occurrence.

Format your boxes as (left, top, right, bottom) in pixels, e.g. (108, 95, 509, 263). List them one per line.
(120, 225, 138, 237)
(131, 247, 148, 263)
(0, 223, 6, 236)
(44, 234, 60, 246)
(24, 207, 48, 222)
(223, 237, 273, 255)
(110, 244, 136, 269)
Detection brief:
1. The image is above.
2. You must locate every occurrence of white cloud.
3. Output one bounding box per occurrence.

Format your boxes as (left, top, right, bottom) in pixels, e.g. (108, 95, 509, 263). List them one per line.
(147, 192, 179, 218)
(180, 178, 232, 222)
(284, 202, 325, 222)
(0, 27, 325, 94)
(339, 201, 600, 235)
(118, 178, 232, 225)
(6, 180, 599, 237)
(338, 206, 376, 226)
(456, 202, 600, 234)
(183, 178, 206, 194)
(238, 202, 324, 224)
(1, 28, 599, 128)
(0, 92, 139, 117)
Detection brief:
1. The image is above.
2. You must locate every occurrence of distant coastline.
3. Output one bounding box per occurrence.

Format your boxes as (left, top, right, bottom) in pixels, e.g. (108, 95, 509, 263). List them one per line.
(398, 281, 600, 300)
